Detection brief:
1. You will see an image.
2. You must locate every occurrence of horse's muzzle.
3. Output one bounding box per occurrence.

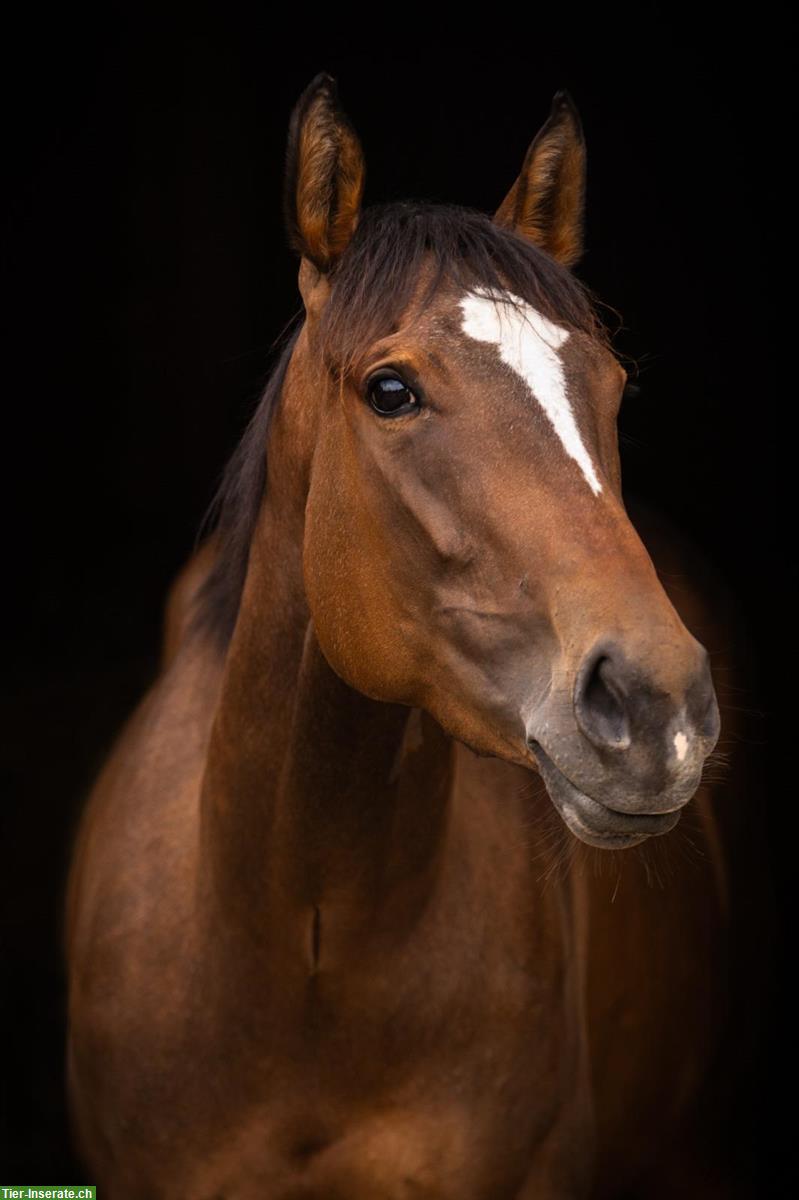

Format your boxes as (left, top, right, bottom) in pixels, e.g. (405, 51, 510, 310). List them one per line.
(529, 741, 686, 849)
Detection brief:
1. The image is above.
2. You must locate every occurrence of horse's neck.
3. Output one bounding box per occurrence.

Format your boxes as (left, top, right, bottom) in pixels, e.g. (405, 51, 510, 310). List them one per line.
(198, 496, 454, 964)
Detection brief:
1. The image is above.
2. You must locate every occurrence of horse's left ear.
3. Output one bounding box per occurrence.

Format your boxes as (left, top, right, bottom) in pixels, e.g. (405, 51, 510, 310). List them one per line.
(493, 90, 586, 268)
(283, 72, 366, 276)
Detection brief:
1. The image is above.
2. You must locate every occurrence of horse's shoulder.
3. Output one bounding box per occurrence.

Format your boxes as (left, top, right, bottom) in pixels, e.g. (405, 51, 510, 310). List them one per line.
(66, 625, 222, 971)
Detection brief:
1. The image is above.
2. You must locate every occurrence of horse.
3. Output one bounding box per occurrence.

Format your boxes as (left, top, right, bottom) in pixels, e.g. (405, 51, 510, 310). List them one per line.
(65, 73, 762, 1198)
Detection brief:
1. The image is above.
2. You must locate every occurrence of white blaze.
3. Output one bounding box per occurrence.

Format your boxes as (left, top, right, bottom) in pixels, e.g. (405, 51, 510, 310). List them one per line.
(673, 731, 688, 762)
(459, 286, 602, 495)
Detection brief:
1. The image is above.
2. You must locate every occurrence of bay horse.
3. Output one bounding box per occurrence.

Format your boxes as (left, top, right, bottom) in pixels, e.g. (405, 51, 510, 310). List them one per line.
(66, 73, 759, 1198)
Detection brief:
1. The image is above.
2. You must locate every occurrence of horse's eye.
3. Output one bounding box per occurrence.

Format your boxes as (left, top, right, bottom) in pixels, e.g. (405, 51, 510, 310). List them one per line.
(367, 374, 420, 417)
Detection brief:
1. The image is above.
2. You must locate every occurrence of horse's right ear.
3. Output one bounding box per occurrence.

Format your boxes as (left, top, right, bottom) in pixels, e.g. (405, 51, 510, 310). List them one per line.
(283, 73, 365, 280)
(493, 90, 586, 268)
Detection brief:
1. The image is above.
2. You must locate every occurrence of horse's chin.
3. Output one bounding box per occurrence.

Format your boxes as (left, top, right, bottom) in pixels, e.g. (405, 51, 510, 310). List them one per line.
(529, 743, 683, 850)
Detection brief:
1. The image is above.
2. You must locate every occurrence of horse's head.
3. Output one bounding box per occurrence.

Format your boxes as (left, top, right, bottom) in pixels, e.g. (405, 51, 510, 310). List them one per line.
(281, 74, 720, 849)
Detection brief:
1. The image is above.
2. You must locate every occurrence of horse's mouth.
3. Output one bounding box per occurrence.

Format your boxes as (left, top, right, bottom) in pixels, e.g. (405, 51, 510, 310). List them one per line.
(529, 743, 682, 849)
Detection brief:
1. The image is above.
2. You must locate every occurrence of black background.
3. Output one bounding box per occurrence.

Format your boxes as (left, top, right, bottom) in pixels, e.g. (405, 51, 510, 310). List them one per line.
(1, 4, 790, 1187)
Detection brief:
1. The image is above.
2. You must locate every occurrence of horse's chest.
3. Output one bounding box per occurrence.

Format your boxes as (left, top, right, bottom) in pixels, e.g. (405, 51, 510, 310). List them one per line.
(171, 983, 586, 1199)
(95, 933, 587, 1198)
(177, 1083, 588, 1200)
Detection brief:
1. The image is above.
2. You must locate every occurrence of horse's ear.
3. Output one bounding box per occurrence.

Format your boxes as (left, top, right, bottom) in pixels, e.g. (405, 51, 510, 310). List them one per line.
(284, 72, 365, 276)
(493, 90, 586, 268)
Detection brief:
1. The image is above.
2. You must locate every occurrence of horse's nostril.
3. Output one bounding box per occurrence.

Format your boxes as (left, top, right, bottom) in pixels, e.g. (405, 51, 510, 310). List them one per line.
(576, 654, 631, 750)
(574, 641, 719, 758)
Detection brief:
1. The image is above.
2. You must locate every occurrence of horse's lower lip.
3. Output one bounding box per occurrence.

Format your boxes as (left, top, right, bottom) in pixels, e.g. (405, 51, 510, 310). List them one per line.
(529, 743, 682, 849)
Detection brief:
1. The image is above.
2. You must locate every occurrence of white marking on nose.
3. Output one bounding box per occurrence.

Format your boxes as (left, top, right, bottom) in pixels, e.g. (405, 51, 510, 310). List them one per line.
(459, 286, 602, 495)
(673, 731, 688, 762)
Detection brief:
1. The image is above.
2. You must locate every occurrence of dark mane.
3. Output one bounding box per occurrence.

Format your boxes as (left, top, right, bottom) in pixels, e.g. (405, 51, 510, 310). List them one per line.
(319, 201, 611, 373)
(194, 320, 302, 643)
(196, 201, 612, 643)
